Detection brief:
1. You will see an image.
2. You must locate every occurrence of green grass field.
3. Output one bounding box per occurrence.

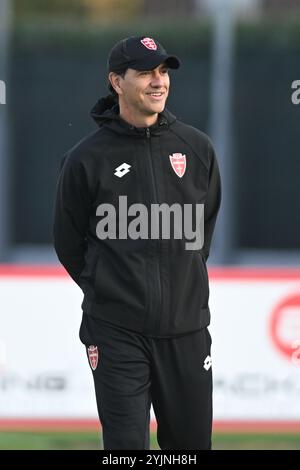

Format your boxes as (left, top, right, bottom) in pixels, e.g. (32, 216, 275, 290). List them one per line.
(0, 431, 300, 450)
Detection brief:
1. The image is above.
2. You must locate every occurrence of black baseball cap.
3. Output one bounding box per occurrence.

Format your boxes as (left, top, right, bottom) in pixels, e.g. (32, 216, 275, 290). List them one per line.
(108, 36, 181, 73)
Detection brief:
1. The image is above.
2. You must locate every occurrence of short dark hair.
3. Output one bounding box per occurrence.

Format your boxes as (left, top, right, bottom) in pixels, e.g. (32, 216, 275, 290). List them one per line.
(107, 69, 127, 99)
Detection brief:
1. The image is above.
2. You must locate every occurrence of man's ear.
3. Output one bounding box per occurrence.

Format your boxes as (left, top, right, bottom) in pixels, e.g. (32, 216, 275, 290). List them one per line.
(108, 72, 123, 95)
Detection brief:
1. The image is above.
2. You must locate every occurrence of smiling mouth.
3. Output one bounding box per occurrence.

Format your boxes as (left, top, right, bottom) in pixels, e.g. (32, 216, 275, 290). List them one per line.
(146, 92, 165, 99)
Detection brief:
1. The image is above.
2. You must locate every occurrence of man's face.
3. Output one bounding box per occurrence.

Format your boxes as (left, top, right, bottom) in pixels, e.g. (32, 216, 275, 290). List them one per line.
(116, 63, 170, 116)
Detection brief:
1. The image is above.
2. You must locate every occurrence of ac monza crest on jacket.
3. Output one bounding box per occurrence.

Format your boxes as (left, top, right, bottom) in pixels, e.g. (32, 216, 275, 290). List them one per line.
(169, 153, 186, 178)
(87, 345, 99, 371)
(141, 37, 157, 50)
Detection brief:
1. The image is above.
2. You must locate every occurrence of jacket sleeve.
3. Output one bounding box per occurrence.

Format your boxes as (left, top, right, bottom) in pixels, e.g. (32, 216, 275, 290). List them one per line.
(53, 154, 90, 286)
(202, 141, 222, 261)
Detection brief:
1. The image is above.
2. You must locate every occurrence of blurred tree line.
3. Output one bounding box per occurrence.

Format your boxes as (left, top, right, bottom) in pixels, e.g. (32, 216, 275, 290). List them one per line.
(2, 3, 300, 260)
(13, 0, 143, 22)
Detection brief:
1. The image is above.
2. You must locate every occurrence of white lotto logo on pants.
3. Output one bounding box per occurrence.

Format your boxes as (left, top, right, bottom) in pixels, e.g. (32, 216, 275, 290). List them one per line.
(203, 355, 212, 371)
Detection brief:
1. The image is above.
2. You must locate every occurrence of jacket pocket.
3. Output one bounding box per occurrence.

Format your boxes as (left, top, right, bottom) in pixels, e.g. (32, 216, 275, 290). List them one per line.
(92, 244, 147, 310)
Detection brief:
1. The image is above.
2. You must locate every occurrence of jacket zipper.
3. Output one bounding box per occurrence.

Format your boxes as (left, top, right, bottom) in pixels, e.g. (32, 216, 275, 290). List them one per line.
(146, 127, 162, 332)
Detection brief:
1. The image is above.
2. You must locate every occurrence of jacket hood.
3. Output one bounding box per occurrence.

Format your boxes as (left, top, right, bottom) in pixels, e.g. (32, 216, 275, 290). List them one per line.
(90, 94, 177, 137)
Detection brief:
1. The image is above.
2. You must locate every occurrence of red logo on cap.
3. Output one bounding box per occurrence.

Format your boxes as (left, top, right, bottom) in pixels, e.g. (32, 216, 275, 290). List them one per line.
(141, 37, 157, 51)
(87, 345, 99, 371)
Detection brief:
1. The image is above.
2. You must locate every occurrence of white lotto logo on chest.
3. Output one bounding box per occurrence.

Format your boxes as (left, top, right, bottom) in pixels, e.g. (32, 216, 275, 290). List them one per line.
(114, 162, 131, 178)
(169, 153, 186, 178)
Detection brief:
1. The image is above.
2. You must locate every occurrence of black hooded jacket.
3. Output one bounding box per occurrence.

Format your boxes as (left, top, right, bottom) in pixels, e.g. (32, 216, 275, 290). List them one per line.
(53, 96, 221, 337)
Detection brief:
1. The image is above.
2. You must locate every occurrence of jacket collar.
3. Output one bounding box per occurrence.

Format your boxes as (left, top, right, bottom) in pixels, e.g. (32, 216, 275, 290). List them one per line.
(90, 95, 177, 137)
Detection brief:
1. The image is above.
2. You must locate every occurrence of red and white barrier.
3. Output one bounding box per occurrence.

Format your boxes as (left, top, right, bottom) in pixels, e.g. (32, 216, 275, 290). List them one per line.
(0, 265, 300, 432)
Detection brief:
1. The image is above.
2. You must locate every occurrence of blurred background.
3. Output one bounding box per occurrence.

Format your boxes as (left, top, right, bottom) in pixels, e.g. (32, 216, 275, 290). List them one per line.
(0, 0, 300, 450)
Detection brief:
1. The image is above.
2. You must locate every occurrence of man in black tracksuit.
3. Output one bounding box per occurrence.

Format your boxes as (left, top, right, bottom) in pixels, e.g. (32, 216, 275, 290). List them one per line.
(53, 36, 221, 450)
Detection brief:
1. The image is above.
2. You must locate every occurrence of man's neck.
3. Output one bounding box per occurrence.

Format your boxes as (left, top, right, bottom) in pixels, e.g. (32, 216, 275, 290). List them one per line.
(119, 104, 158, 128)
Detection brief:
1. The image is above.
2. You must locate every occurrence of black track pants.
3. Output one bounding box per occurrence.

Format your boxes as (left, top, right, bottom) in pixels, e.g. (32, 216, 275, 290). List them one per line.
(79, 315, 212, 450)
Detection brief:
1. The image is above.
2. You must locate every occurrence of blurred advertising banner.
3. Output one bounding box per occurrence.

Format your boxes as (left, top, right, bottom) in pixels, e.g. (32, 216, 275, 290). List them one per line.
(0, 266, 95, 420)
(210, 268, 300, 426)
(0, 266, 300, 430)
